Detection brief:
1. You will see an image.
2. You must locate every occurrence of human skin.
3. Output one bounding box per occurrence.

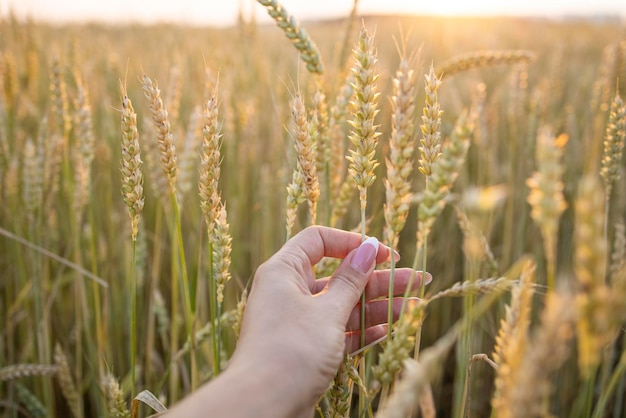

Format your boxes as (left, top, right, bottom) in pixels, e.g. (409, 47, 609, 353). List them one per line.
(166, 226, 430, 418)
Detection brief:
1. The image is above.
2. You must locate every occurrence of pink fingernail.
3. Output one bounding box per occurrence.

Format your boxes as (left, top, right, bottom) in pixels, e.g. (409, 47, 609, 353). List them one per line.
(351, 237, 379, 273)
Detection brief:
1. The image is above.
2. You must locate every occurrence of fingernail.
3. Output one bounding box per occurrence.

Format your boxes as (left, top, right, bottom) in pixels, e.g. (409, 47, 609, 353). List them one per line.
(421, 271, 433, 285)
(393, 249, 401, 262)
(351, 237, 379, 274)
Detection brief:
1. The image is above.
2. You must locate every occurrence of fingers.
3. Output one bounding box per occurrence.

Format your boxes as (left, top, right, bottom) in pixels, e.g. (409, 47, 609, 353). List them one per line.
(345, 325, 388, 354)
(314, 268, 432, 299)
(345, 297, 421, 331)
(277, 226, 392, 269)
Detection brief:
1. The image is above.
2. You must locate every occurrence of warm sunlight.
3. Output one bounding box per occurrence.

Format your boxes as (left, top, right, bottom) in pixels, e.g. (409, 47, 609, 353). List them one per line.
(1, 0, 624, 25)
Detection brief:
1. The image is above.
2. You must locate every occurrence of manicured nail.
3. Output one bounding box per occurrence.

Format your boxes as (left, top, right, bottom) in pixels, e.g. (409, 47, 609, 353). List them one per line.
(351, 237, 379, 274)
(421, 271, 433, 285)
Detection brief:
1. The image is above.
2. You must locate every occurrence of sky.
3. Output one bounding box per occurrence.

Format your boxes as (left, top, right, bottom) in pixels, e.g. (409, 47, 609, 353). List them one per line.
(1, 0, 624, 26)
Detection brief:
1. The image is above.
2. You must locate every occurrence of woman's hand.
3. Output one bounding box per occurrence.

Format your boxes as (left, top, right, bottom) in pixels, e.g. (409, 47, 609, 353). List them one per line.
(233, 226, 431, 412)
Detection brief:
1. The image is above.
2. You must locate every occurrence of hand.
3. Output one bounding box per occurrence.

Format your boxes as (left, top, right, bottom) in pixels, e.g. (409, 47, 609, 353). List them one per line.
(233, 226, 431, 412)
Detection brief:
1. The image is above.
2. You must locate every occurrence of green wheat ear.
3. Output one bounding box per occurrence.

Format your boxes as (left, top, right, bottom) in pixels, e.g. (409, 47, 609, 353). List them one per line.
(256, 0, 324, 74)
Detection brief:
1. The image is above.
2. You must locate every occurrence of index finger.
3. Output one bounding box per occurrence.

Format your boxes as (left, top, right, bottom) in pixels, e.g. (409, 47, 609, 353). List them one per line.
(277, 226, 391, 268)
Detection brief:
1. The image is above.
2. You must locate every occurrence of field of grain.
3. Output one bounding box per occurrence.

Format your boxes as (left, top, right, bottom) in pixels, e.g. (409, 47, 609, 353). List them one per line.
(1, 3, 625, 417)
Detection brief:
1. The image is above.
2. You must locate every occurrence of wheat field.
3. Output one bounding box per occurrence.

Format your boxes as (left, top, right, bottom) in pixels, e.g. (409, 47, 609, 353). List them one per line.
(1, 3, 626, 417)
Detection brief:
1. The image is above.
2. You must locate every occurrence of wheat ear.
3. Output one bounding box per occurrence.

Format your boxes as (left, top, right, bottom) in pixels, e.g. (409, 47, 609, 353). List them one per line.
(491, 261, 536, 415)
(506, 293, 574, 418)
(54, 344, 82, 418)
(291, 93, 319, 225)
(256, 0, 324, 74)
(526, 127, 568, 290)
(383, 55, 417, 251)
(103, 374, 131, 418)
(435, 49, 536, 78)
(120, 87, 144, 242)
(574, 175, 611, 378)
(599, 91, 625, 198)
(141, 74, 178, 192)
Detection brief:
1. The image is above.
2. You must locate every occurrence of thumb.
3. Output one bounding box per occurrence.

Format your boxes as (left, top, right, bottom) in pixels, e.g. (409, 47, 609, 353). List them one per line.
(323, 237, 379, 320)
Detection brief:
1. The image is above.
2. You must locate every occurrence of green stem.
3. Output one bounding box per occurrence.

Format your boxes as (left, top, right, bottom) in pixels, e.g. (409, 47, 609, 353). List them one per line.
(131, 239, 137, 397)
(387, 248, 395, 342)
(592, 350, 626, 418)
(208, 240, 221, 376)
(170, 193, 197, 389)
